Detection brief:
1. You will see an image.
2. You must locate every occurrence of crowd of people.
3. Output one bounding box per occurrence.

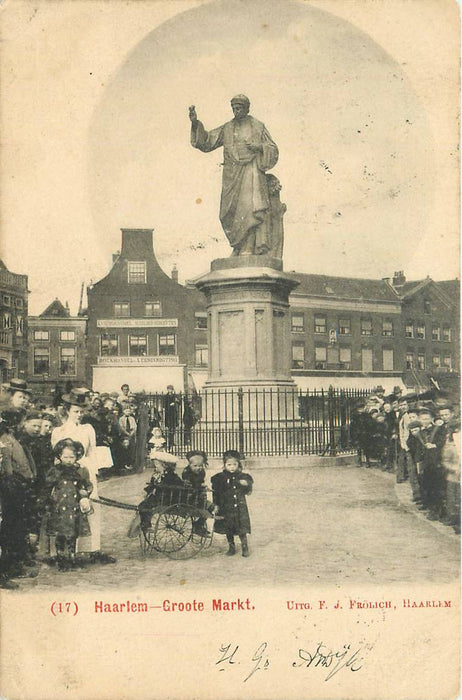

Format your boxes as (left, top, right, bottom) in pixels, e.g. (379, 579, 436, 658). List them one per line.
(0, 379, 253, 589)
(350, 385, 460, 533)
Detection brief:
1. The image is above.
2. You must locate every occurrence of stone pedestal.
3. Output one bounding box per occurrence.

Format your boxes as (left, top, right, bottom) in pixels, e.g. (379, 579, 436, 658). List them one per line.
(195, 256, 299, 426)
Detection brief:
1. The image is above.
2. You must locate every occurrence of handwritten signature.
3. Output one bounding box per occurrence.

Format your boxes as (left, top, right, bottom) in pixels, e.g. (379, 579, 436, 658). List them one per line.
(216, 642, 270, 682)
(216, 641, 370, 683)
(293, 642, 366, 681)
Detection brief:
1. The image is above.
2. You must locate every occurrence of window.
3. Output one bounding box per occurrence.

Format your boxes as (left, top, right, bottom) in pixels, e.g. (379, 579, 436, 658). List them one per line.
(314, 316, 326, 334)
(406, 352, 414, 369)
(416, 323, 425, 339)
(60, 347, 76, 376)
(100, 333, 118, 356)
(405, 323, 414, 338)
(315, 345, 327, 369)
(291, 314, 305, 333)
(424, 299, 431, 314)
(34, 330, 49, 341)
(292, 343, 305, 369)
(127, 261, 146, 284)
(442, 327, 452, 342)
(15, 315, 23, 337)
(60, 330, 75, 342)
(34, 347, 49, 375)
(145, 301, 162, 317)
(432, 355, 441, 367)
(3, 312, 11, 330)
(2, 295, 10, 306)
(443, 354, 452, 369)
(195, 344, 208, 366)
(417, 352, 426, 370)
(382, 320, 394, 337)
(339, 346, 352, 369)
(159, 333, 176, 356)
(129, 334, 147, 356)
(194, 312, 208, 330)
(383, 348, 394, 371)
(114, 301, 130, 317)
(338, 319, 350, 335)
(361, 319, 373, 336)
(432, 326, 440, 341)
(15, 298, 23, 309)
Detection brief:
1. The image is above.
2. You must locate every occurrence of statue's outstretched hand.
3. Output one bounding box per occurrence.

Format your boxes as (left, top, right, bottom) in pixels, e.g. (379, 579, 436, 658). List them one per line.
(189, 105, 198, 123)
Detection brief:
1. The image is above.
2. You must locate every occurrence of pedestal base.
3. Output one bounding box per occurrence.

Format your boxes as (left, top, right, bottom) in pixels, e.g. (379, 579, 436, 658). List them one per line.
(195, 257, 299, 386)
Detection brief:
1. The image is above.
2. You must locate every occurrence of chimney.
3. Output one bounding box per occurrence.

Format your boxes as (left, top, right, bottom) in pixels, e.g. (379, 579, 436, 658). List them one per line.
(112, 251, 121, 264)
(171, 264, 178, 283)
(65, 301, 70, 317)
(392, 270, 406, 288)
(120, 229, 154, 259)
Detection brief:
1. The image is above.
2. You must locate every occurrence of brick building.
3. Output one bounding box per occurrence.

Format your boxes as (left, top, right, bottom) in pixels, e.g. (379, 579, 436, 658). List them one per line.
(0, 259, 28, 382)
(28, 298, 88, 396)
(286, 273, 404, 391)
(87, 229, 207, 392)
(393, 272, 460, 391)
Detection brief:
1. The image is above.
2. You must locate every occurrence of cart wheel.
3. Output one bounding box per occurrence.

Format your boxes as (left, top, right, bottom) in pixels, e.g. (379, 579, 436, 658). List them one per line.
(154, 504, 210, 560)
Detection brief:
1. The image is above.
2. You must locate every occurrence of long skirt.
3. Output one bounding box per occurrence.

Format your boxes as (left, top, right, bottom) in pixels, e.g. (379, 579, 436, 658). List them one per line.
(75, 453, 101, 553)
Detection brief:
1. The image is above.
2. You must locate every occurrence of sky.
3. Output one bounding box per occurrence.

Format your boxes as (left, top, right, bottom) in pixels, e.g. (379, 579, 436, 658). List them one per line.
(0, 0, 459, 315)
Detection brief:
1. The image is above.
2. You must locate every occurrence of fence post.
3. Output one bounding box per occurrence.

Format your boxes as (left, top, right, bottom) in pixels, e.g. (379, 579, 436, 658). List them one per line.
(328, 387, 337, 456)
(238, 387, 244, 456)
(135, 401, 150, 472)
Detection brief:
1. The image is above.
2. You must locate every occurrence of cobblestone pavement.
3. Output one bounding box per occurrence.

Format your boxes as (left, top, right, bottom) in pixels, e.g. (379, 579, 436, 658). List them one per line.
(19, 464, 460, 591)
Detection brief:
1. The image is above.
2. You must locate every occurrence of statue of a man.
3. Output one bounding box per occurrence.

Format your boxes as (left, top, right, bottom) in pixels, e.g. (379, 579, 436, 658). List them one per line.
(189, 95, 283, 258)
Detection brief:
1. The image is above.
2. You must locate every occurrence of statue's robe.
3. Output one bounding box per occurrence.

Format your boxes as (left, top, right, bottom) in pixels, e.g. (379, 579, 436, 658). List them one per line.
(191, 115, 278, 255)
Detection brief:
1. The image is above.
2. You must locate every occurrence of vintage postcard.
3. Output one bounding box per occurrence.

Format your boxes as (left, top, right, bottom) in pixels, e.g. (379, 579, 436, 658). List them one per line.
(0, 0, 460, 698)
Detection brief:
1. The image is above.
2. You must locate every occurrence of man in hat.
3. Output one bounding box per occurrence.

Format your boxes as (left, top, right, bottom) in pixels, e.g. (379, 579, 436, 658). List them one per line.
(189, 95, 280, 257)
(396, 395, 412, 483)
(415, 404, 446, 520)
(163, 385, 180, 450)
(0, 409, 38, 580)
(2, 379, 32, 411)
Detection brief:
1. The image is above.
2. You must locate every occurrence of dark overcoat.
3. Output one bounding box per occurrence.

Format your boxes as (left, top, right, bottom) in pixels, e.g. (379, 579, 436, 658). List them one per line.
(211, 470, 253, 536)
(46, 464, 92, 539)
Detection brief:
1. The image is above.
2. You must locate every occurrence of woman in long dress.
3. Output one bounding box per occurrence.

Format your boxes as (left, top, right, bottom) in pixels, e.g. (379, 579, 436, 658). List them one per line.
(51, 391, 116, 564)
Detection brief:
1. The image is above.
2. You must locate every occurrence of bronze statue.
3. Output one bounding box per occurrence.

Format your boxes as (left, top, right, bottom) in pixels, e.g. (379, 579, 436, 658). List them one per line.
(189, 95, 285, 258)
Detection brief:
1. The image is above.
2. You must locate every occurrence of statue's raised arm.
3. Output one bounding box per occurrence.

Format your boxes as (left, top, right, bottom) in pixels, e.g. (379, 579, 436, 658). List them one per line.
(189, 95, 285, 259)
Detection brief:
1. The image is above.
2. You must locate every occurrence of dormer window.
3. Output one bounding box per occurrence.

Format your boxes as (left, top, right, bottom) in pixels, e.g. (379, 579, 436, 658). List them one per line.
(127, 261, 146, 284)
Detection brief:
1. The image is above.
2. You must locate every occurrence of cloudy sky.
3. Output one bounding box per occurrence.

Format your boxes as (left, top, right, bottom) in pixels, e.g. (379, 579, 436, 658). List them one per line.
(1, 0, 458, 314)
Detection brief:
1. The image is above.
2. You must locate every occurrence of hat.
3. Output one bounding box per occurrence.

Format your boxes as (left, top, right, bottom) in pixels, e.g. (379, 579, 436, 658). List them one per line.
(109, 392, 119, 400)
(393, 386, 403, 395)
(375, 385, 385, 393)
(24, 410, 43, 421)
(2, 379, 32, 396)
(408, 420, 421, 430)
(150, 451, 177, 464)
(61, 390, 90, 408)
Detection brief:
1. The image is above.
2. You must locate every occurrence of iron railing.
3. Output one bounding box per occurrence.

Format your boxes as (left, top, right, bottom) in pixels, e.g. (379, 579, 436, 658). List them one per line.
(138, 387, 369, 459)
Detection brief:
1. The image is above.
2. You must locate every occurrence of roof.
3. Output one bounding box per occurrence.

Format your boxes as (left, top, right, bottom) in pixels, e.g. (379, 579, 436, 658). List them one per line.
(400, 278, 456, 307)
(39, 298, 69, 318)
(436, 279, 460, 301)
(288, 273, 399, 302)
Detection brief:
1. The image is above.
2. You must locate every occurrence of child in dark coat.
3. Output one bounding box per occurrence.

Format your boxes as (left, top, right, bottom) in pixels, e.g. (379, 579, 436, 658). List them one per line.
(138, 452, 183, 531)
(211, 450, 253, 557)
(46, 438, 93, 571)
(182, 450, 214, 536)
